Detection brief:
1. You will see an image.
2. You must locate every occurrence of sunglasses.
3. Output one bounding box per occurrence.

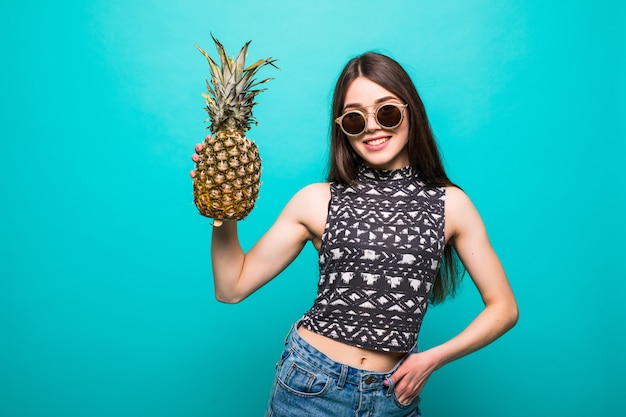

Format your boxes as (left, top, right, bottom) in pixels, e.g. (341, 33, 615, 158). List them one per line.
(335, 102, 408, 136)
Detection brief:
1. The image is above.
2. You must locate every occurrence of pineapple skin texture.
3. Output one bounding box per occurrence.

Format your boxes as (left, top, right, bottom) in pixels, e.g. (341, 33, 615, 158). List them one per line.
(193, 130, 261, 221)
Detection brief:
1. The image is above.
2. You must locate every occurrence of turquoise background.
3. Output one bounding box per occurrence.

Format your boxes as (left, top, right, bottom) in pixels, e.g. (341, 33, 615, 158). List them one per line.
(1, 0, 624, 416)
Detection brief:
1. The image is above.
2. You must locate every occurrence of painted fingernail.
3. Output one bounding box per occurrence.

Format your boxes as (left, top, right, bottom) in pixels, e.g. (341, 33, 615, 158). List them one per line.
(383, 379, 390, 387)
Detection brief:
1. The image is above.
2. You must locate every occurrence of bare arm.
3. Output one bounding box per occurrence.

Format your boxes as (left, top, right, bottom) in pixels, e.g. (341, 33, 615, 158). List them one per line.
(427, 186, 518, 364)
(210, 182, 329, 303)
(392, 186, 518, 403)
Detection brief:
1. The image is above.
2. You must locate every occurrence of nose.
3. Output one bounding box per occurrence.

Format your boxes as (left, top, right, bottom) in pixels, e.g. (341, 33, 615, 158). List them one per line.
(364, 111, 379, 132)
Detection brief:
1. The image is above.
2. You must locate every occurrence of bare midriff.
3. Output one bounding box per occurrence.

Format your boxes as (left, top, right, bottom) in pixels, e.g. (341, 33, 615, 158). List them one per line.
(297, 326, 405, 373)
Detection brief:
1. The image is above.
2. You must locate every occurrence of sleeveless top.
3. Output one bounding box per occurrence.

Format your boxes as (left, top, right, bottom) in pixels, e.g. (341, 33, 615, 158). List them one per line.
(300, 164, 446, 352)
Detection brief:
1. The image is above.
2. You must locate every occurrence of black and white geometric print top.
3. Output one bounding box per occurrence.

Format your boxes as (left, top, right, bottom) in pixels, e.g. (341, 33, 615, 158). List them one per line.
(300, 164, 446, 352)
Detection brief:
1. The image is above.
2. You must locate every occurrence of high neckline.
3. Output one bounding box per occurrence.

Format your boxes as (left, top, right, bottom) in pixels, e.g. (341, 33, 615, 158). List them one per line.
(356, 164, 416, 183)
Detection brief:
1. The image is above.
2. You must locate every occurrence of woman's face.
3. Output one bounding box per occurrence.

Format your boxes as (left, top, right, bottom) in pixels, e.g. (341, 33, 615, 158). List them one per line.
(341, 76, 410, 171)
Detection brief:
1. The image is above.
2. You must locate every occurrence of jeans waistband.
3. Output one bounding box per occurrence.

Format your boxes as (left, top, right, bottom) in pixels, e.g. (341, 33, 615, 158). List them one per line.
(285, 322, 415, 392)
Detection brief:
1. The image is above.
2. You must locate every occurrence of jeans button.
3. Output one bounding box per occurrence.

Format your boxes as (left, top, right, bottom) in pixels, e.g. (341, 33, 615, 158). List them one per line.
(365, 376, 374, 384)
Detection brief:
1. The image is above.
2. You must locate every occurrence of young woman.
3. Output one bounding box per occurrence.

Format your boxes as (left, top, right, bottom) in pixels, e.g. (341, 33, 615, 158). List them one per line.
(191, 52, 518, 416)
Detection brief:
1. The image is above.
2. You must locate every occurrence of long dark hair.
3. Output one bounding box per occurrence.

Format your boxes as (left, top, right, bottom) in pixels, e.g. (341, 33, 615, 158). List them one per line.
(327, 52, 464, 304)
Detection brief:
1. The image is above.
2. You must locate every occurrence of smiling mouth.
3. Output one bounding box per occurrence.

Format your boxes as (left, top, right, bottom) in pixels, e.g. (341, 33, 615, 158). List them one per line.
(365, 137, 390, 146)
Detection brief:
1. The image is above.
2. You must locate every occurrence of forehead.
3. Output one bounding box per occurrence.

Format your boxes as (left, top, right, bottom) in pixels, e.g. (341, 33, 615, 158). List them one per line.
(343, 77, 400, 108)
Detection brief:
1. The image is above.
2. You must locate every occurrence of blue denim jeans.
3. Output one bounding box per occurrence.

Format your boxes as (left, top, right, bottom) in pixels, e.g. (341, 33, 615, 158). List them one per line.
(265, 323, 421, 417)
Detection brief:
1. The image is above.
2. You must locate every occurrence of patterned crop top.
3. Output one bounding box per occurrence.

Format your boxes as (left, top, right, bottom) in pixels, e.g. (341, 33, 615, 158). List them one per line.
(300, 164, 446, 352)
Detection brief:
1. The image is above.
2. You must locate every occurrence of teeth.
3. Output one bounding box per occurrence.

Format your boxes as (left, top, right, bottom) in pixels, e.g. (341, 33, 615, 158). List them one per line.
(366, 137, 388, 146)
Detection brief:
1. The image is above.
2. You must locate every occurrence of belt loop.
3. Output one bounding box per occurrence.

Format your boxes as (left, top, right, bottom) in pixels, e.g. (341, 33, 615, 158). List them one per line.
(284, 323, 296, 346)
(337, 365, 348, 390)
(385, 376, 395, 397)
(286, 318, 305, 345)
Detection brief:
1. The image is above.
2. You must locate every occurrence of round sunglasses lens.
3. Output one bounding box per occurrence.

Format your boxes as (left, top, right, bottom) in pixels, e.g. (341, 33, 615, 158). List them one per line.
(341, 112, 366, 135)
(377, 105, 402, 128)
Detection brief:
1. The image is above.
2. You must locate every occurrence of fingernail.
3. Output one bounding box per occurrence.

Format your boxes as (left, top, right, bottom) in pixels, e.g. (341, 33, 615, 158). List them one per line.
(383, 379, 390, 387)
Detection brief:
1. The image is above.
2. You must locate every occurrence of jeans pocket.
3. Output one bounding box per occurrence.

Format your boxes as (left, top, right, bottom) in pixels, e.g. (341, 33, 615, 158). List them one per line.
(391, 390, 421, 409)
(276, 351, 332, 397)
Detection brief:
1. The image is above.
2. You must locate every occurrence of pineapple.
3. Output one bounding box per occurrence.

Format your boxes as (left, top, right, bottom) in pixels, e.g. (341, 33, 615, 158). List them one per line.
(193, 35, 277, 226)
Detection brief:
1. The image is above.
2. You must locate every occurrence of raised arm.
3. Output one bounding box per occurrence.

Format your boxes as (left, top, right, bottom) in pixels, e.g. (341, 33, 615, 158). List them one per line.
(207, 182, 329, 303)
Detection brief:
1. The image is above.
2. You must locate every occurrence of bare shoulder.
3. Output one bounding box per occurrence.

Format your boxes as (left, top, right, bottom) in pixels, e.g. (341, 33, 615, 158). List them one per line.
(445, 185, 474, 213)
(282, 182, 330, 244)
(288, 182, 330, 210)
(444, 185, 484, 242)
(298, 182, 331, 199)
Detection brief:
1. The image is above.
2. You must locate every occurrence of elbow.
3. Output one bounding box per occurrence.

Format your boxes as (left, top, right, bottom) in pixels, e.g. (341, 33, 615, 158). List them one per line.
(488, 297, 519, 332)
(505, 300, 519, 331)
(214, 291, 245, 304)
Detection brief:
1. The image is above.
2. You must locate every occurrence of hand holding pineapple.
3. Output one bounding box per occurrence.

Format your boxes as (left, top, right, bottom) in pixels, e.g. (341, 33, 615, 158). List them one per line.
(191, 35, 277, 227)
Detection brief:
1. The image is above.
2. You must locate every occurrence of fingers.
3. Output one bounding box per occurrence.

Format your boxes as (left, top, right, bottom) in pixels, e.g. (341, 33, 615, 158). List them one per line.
(190, 136, 211, 179)
(190, 146, 200, 178)
(390, 363, 422, 405)
(385, 375, 416, 406)
(195, 135, 210, 152)
(395, 382, 419, 405)
(192, 142, 203, 161)
(397, 390, 419, 406)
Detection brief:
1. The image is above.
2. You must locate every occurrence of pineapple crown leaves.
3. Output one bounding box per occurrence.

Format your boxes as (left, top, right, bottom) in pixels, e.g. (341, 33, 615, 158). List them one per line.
(196, 34, 278, 134)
